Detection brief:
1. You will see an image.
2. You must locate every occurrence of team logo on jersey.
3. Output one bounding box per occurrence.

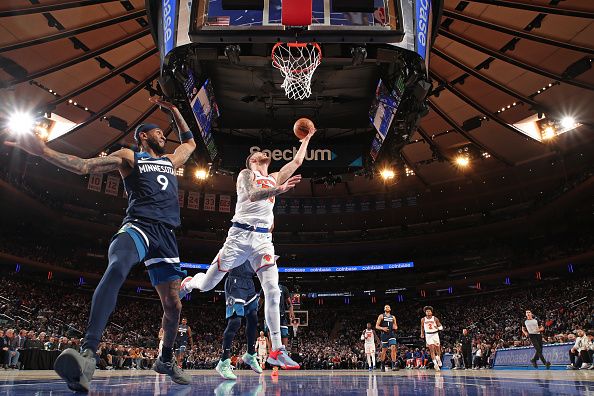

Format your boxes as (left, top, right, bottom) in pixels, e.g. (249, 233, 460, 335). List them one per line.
(226, 297, 236, 306)
(263, 254, 273, 263)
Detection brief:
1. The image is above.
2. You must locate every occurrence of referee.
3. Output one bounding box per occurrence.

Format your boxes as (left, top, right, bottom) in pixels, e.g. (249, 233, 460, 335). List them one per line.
(521, 310, 551, 369)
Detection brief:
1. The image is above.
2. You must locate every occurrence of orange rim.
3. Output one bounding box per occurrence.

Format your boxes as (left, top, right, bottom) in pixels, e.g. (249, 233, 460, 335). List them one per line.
(271, 42, 322, 74)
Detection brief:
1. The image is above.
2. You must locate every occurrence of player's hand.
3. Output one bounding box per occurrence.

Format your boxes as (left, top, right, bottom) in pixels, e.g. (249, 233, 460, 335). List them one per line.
(420, 334, 424, 339)
(150, 96, 177, 111)
(300, 127, 316, 142)
(4, 130, 47, 157)
(278, 174, 302, 193)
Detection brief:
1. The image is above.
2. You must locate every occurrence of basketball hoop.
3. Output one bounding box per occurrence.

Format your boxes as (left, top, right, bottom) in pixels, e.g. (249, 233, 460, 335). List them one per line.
(271, 42, 322, 100)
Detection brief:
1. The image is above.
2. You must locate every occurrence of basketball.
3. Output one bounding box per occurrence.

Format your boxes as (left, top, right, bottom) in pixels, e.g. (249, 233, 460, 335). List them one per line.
(293, 118, 315, 140)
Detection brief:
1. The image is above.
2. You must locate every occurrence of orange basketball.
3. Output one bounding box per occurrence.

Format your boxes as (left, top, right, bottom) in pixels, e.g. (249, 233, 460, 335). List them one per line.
(293, 118, 315, 140)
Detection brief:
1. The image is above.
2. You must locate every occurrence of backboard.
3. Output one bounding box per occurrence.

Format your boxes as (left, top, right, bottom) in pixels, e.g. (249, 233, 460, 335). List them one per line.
(190, 0, 404, 43)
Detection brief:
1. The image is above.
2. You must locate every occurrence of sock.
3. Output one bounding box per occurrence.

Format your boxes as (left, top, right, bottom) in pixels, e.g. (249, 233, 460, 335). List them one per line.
(82, 233, 140, 352)
(367, 355, 372, 367)
(221, 316, 241, 361)
(162, 347, 173, 362)
(372, 354, 376, 367)
(245, 310, 258, 355)
(192, 263, 225, 291)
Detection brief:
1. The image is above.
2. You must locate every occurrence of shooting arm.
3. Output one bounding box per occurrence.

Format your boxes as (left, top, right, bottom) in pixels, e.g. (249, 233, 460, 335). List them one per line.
(41, 147, 128, 175)
(274, 135, 313, 184)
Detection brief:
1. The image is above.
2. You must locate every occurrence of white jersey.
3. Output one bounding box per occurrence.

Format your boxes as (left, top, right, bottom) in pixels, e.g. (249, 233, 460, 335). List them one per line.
(231, 170, 276, 229)
(362, 329, 375, 345)
(257, 337, 267, 353)
(423, 316, 439, 334)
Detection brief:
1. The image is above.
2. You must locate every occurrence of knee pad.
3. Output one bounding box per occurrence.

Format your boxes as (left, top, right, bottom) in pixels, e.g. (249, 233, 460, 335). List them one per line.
(225, 316, 242, 333)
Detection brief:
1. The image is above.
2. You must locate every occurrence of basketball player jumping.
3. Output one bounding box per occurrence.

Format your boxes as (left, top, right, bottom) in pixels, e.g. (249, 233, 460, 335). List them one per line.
(376, 305, 399, 371)
(361, 322, 379, 371)
(215, 261, 263, 380)
(179, 122, 315, 370)
(5, 97, 195, 391)
(175, 318, 193, 368)
(257, 331, 268, 368)
(420, 306, 444, 371)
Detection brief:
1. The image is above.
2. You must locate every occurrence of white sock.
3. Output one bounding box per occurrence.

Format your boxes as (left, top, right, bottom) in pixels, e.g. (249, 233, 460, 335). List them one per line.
(367, 355, 372, 367)
(192, 264, 225, 291)
(256, 266, 282, 351)
(372, 354, 376, 366)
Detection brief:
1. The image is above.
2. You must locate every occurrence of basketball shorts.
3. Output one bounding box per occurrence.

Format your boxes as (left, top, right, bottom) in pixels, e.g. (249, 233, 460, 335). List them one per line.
(214, 227, 276, 273)
(117, 219, 186, 286)
(380, 333, 397, 348)
(176, 344, 187, 354)
(425, 332, 440, 346)
(226, 294, 259, 319)
(257, 348, 267, 357)
(365, 344, 376, 354)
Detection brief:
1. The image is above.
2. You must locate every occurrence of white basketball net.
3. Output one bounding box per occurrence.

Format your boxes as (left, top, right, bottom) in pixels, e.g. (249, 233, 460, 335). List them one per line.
(272, 42, 322, 100)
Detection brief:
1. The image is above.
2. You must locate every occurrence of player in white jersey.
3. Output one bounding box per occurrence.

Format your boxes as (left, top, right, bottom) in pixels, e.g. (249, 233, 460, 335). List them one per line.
(361, 323, 378, 371)
(256, 331, 268, 367)
(180, 124, 316, 370)
(420, 306, 443, 371)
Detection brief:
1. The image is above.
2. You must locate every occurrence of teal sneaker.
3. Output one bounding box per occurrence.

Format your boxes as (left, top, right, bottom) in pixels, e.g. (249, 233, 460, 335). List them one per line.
(215, 359, 237, 380)
(242, 352, 263, 374)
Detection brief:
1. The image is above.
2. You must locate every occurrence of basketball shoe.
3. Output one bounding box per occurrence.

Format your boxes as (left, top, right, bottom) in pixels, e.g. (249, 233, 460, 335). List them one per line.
(267, 347, 300, 370)
(54, 348, 96, 393)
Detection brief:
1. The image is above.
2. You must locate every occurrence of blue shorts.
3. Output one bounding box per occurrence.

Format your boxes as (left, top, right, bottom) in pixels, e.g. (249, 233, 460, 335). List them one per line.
(226, 295, 259, 319)
(381, 333, 397, 348)
(116, 219, 186, 286)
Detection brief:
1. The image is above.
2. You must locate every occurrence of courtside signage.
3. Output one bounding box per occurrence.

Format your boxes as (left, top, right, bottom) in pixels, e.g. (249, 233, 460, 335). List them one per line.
(181, 262, 414, 272)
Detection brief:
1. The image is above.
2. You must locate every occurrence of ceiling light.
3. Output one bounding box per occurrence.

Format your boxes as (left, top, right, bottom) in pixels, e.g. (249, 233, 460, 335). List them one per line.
(455, 155, 470, 167)
(195, 169, 208, 180)
(8, 111, 35, 135)
(380, 169, 395, 180)
(541, 126, 555, 140)
(560, 116, 575, 129)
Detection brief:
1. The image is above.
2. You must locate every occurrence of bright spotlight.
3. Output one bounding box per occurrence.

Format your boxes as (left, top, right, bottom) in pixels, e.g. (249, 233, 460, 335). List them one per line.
(194, 169, 208, 180)
(541, 126, 555, 140)
(455, 155, 470, 167)
(560, 116, 575, 129)
(8, 112, 35, 135)
(380, 169, 395, 180)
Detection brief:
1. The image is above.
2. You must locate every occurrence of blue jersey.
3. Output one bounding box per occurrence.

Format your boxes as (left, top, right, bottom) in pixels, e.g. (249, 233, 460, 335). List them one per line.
(123, 152, 180, 227)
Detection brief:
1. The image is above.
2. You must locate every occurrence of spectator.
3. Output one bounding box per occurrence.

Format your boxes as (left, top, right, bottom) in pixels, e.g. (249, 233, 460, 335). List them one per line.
(567, 329, 591, 370)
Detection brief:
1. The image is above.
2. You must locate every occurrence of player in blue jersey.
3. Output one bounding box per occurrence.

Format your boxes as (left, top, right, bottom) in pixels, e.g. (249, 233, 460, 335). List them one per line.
(215, 261, 263, 380)
(376, 305, 399, 371)
(5, 97, 196, 392)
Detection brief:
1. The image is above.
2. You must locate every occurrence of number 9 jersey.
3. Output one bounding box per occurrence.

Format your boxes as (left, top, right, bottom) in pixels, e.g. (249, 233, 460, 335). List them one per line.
(123, 152, 180, 228)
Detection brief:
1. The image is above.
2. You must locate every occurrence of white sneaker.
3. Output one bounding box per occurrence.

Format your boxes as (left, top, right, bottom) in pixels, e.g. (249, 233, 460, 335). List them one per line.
(580, 363, 590, 369)
(179, 273, 206, 298)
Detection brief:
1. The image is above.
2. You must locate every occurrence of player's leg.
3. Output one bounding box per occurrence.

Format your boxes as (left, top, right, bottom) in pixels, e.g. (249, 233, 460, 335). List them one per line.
(255, 262, 299, 369)
(181, 229, 247, 296)
(371, 349, 376, 369)
(366, 353, 372, 370)
(390, 343, 398, 370)
(242, 307, 263, 373)
(217, 314, 241, 380)
(55, 231, 142, 392)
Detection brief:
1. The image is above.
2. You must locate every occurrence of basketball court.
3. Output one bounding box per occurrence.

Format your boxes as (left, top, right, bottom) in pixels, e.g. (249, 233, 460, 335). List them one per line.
(0, 369, 591, 395)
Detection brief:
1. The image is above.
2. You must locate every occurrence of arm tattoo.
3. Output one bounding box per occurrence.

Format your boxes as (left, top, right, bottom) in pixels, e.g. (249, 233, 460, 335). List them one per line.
(240, 170, 285, 202)
(43, 149, 121, 175)
(171, 144, 194, 167)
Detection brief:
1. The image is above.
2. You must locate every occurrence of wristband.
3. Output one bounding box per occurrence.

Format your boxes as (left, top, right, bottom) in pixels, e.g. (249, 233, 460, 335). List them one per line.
(180, 130, 194, 142)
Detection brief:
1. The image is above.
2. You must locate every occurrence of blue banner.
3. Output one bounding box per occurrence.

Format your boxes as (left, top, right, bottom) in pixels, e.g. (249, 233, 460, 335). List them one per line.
(180, 262, 414, 272)
(162, 0, 177, 58)
(493, 342, 572, 367)
(415, 0, 431, 60)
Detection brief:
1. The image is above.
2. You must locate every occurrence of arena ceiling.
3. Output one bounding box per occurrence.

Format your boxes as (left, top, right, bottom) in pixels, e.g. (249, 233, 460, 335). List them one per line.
(0, 0, 593, 188)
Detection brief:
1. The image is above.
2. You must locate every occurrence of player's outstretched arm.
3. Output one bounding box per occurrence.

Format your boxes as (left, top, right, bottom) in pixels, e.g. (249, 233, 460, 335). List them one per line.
(4, 131, 132, 175)
(273, 129, 315, 184)
(151, 97, 197, 169)
(239, 169, 302, 202)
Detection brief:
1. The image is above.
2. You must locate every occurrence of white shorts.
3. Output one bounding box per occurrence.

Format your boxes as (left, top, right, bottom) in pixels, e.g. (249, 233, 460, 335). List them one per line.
(257, 349, 267, 357)
(425, 333, 440, 346)
(365, 344, 376, 354)
(215, 227, 276, 272)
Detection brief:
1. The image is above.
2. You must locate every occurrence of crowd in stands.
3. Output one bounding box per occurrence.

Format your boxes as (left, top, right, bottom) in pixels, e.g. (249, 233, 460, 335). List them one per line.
(0, 272, 590, 370)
